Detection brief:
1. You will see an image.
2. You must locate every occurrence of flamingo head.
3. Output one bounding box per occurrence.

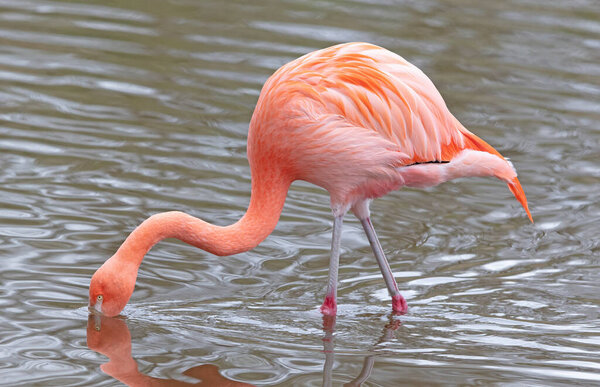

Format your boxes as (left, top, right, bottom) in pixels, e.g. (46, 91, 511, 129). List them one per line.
(89, 255, 137, 317)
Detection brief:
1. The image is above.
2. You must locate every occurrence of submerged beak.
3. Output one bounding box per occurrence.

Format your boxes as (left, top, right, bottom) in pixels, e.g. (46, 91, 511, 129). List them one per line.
(88, 298, 103, 315)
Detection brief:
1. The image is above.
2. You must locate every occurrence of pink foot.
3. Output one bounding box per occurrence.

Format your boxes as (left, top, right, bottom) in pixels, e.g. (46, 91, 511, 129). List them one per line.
(320, 296, 337, 316)
(392, 294, 408, 315)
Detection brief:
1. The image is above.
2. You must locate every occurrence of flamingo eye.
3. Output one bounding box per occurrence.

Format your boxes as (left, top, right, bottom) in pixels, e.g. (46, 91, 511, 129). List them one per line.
(97, 295, 103, 301)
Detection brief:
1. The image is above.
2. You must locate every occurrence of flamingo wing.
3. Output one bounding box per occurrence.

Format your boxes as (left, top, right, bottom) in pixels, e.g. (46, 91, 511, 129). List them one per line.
(264, 43, 468, 163)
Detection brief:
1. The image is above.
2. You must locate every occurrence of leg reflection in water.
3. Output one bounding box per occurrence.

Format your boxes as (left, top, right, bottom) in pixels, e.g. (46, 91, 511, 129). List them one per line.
(86, 314, 255, 387)
(321, 314, 402, 387)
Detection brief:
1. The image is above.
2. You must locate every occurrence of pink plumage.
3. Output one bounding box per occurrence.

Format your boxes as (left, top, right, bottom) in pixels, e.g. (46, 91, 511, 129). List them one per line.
(89, 42, 532, 317)
(249, 42, 531, 217)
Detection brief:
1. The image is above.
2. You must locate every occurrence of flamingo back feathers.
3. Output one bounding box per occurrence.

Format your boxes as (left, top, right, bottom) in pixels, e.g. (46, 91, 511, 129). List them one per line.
(249, 42, 532, 220)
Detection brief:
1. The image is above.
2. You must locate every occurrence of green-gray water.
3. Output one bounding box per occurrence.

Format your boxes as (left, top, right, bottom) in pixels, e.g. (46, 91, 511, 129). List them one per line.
(1, 0, 599, 385)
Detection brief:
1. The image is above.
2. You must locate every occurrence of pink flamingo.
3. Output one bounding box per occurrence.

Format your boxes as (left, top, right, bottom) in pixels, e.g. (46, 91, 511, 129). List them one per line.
(89, 42, 532, 317)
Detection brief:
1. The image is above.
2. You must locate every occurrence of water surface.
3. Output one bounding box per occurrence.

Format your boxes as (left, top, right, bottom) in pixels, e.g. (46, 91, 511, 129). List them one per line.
(0, 0, 599, 385)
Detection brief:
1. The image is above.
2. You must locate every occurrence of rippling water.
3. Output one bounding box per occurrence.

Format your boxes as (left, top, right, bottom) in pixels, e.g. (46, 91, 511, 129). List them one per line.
(1, 0, 599, 385)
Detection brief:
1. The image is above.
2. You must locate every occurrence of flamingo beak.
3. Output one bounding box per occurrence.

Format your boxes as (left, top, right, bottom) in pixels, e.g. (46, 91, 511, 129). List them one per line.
(88, 298, 103, 315)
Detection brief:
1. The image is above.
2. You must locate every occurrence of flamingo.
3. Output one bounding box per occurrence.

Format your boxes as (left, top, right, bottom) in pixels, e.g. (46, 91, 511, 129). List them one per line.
(89, 42, 532, 317)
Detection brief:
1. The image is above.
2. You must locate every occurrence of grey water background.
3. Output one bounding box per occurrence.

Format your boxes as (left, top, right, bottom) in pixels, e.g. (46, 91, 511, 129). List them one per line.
(0, 0, 599, 385)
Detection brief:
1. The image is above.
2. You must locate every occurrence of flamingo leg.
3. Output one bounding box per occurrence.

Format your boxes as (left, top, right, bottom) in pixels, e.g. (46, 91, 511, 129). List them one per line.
(321, 214, 344, 315)
(360, 217, 407, 314)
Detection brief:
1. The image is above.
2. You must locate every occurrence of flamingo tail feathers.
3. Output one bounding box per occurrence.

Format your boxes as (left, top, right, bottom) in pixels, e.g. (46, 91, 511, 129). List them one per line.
(458, 127, 533, 223)
(507, 177, 533, 223)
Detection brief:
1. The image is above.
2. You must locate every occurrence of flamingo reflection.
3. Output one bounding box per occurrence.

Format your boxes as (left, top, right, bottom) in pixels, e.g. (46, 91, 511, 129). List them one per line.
(87, 313, 400, 386)
(321, 314, 402, 387)
(86, 314, 254, 387)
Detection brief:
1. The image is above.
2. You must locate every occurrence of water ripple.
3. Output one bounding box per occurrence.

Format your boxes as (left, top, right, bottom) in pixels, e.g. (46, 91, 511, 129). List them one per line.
(0, 0, 599, 385)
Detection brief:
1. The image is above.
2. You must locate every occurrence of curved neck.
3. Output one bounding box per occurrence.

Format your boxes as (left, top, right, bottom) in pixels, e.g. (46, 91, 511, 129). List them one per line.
(114, 169, 291, 267)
